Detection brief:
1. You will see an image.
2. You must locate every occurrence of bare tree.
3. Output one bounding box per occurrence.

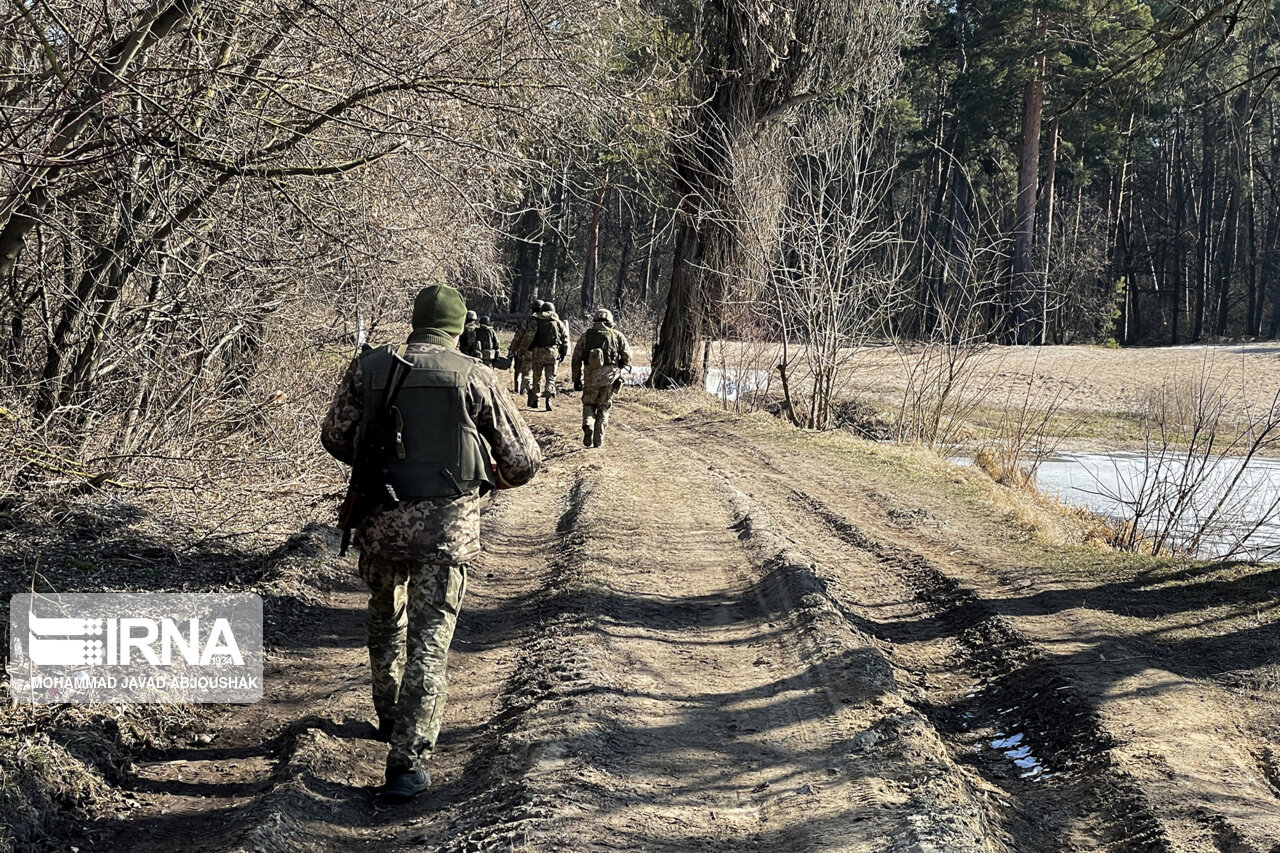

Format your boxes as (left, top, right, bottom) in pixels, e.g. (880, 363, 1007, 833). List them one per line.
(768, 111, 906, 429)
(0, 0, 647, 480)
(648, 0, 921, 388)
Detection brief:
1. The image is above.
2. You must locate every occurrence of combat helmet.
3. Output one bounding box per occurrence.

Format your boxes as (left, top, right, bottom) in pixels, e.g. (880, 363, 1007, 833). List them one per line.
(465, 310, 478, 322)
(541, 301, 556, 314)
(593, 308, 614, 326)
(480, 315, 491, 325)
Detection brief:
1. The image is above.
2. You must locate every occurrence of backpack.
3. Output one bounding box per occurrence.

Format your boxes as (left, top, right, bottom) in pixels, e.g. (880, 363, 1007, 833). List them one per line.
(532, 316, 559, 348)
(583, 326, 618, 366)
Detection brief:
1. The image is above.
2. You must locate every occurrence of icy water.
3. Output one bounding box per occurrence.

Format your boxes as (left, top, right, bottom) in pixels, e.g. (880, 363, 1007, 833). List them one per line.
(623, 366, 771, 402)
(991, 451, 1280, 560)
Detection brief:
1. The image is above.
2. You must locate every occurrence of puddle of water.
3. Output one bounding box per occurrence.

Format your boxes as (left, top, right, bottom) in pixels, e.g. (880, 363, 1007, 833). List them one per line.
(620, 366, 771, 403)
(705, 368, 770, 402)
(989, 731, 1052, 780)
(955, 451, 1280, 560)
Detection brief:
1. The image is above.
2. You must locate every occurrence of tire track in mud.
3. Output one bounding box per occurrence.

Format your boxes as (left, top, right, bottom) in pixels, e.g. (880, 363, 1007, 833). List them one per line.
(787, 488, 1172, 853)
(669, 411, 1280, 852)
(715, 478, 999, 853)
(623, 410, 1175, 852)
(619, 417, 1001, 852)
(422, 471, 603, 853)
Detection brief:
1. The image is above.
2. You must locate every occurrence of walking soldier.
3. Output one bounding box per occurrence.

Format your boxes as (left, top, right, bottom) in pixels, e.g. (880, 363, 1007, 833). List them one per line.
(475, 315, 500, 365)
(509, 301, 540, 394)
(571, 308, 632, 447)
(525, 301, 568, 411)
(458, 310, 483, 359)
(321, 284, 541, 803)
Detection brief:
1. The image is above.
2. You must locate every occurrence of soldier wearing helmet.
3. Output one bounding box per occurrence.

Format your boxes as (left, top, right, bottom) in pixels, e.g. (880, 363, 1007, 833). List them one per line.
(508, 300, 541, 394)
(475, 315, 499, 365)
(571, 308, 632, 447)
(523, 301, 568, 411)
(458, 310, 483, 360)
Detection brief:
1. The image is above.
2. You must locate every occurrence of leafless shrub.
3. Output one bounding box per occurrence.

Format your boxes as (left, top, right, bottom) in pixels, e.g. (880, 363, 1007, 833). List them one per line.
(765, 110, 907, 429)
(0, 0, 651, 509)
(1101, 361, 1280, 559)
(892, 325, 997, 448)
(893, 193, 1011, 447)
(974, 351, 1085, 486)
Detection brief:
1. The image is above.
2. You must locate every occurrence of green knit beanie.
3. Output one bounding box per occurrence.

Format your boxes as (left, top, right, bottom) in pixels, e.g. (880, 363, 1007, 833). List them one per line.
(411, 284, 467, 335)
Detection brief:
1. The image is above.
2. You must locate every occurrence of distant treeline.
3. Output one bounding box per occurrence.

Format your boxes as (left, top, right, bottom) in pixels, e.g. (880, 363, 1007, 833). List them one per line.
(495, 0, 1280, 352)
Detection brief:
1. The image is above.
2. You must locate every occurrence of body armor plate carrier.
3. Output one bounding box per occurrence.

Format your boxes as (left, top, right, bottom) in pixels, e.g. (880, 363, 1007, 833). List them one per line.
(583, 326, 621, 366)
(532, 316, 560, 348)
(357, 345, 494, 499)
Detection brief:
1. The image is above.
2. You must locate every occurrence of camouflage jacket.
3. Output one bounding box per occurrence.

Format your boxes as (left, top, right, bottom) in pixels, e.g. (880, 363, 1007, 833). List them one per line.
(571, 323, 632, 389)
(321, 338, 542, 563)
(475, 324, 500, 358)
(521, 310, 568, 360)
(509, 314, 539, 357)
(458, 322, 483, 359)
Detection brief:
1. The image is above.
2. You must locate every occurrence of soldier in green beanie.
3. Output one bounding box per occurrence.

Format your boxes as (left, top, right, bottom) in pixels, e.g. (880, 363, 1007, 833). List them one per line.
(321, 283, 542, 803)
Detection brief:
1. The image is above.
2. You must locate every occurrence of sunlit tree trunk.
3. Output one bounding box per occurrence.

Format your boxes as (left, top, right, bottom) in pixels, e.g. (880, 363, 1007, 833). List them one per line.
(1009, 9, 1046, 345)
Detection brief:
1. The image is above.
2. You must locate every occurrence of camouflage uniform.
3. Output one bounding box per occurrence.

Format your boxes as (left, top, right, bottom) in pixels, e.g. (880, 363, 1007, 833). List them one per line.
(510, 311, 539, 394)
(571, 315, 632, 447)
(458, 321, 483, 359)
(475, 322, 500, 365)
(321, 339, 541, 774)
(526, 309, 568, 403)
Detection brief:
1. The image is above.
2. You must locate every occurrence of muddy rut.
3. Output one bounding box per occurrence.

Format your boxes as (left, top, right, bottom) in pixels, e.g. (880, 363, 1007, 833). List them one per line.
(90, 396, 1280, 853)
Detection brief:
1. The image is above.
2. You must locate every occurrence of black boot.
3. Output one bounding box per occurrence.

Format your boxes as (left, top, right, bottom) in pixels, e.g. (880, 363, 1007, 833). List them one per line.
(527, 391, 538, 409)
(544, 396, 553, 411)
(382, 768, 431, 804)
(375, 716, 395, 743)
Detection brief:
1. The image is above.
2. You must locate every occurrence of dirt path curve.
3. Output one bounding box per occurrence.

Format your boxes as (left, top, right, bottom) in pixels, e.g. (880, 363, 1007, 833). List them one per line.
(620, 403, 1280, 853)
(93, 390, 1279, 853)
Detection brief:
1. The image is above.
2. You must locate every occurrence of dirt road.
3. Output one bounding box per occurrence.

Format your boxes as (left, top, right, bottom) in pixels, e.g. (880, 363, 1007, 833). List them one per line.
(84, 391, 1280, 852)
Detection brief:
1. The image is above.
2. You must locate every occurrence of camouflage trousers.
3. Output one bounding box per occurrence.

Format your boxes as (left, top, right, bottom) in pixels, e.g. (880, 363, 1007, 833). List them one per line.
(530, 348, 559, 398)
(362, 554, 467, 773)
(581, 380, 619, 447)
(513, 355, 531, 394)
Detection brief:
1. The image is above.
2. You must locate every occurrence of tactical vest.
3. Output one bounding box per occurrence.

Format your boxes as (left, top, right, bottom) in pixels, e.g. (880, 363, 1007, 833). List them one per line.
(532, 316, 560, 348)
(583, 325, 621, 366)
(357, 345, 493, 499)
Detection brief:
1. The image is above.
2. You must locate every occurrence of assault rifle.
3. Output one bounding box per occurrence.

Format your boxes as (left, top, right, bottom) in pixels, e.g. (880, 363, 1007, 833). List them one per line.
(338, 348, 416, 556)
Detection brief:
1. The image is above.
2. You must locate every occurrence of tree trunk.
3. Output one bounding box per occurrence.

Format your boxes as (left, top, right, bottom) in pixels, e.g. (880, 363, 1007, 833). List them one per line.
(1039, 116, 1059, 344)
(1215, 184, 1237, 337)
(1170, 119, 1187, 344)
(641, 208, 659, 305)
(1009, 9, 1047, 345)
(580, 179, 609, 315)
(510, 203, 542, 312)
(1195, 109, 1217, 341)
(1265, 111, 1280, 338)
(614, 195, 634, 314)
(651, 214, 704, 388)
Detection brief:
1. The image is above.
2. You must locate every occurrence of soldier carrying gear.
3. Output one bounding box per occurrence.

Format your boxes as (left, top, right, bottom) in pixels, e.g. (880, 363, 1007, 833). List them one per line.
(476, 315, 500, 366)
(571, 307, 632, 447)
(524, 300, 568, 411)
(509, 300, 540, 394)
(458, 310, 483, 360)
(321, 284, 542, 805)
